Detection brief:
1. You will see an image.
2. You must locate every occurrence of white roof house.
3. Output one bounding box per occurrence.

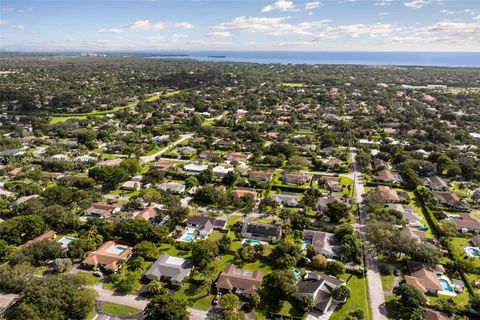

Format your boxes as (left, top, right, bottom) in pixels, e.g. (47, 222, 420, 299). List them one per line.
(213, 165, 234, 177)
(183, 164, 208, 175)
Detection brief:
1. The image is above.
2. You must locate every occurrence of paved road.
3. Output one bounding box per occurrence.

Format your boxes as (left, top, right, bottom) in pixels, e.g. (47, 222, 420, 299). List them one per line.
(351, 149, 387, 320)
(94, 283, 148, 310)
(140, 133, 194, 163)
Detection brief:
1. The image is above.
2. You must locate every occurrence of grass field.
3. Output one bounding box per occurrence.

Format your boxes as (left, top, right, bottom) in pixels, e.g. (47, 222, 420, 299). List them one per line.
(281, 82, 305, 87)
(76, 272, 102, 285)
(331, 273, 371, 320)
(48, 90, 182, 124)
(102, 302, 142, 316)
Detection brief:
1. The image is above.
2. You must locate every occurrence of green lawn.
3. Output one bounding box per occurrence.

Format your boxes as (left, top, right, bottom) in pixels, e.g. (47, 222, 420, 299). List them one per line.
(48, 90, 182, 124)
(227, 215, 243, 227)
(102, 302, 142, 316)
(381, 274, 395, 292)
(429, 292, 470, 312)
(331, 273, 371, 320)
(281, 82, 305, 87)
(76, 272, 102, 285)
(158, 243, 192, 259)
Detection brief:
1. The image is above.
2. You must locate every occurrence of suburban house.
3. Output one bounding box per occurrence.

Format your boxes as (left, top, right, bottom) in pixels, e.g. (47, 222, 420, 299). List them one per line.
(199, 150, 222, 160)
(159, 182, 186, 194)
(282, 173, 311, 185)
(97, 158, 123, 167)
(82, 241, 132, 272)
(152, 160, 175, 172)
(472, 235, 480, 247)
(386, 203, 422, 226)
(183, 163, 209, 175)
(248, 171, 273, 182)
(226, 152, 249, 162)
(400, 226, 426, 242)
(377, 185, 400, 203)
(241, 221, 282, 243)
(294, 271, 346, 314)
(373, 169, 403, 184)
(422, 176, 448, 191)
(450, 212, 480, 233)
(186, 215, 227, 238)
(303, 230, 343, 259)
(213, 165, 234, 177)
(325, 158, 343, 169)
(178, 146, 196, 155)
(121, 180, 140, 191)
(317, 196, 337, 213)
(0, 293, 20, 317)
(424, 309, 449, 320)
(84, 202, 121, 219)
(271, 193, 300, 206)
(404, 261, 446, 295)
(145, 254, 193, 286)
(321, 176, 341, 193)
(232, 188, 257, 200)
(216, 140, 236, 149)
(135, 206, 166, 222)
(216, 263, 264, 298)
(433, 192, 461, 208)
(24, 230, 57, 247)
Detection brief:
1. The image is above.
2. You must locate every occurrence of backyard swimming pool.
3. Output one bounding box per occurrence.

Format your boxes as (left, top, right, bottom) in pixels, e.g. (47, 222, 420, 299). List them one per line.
(439, 279, 453, 292)
(58, 236, 77, 246)
(242, 239, 261, 246)
(302, 239, 312, 250)
(293, 268, 301, 281)
(180, 231, 195, 242)
(448, 215, 461, 220)
(106, 246, 129, 255)
(466, 246, 480, 257)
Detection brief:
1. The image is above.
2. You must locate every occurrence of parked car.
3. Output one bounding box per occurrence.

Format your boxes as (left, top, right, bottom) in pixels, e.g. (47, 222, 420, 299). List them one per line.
(212, 292, 222, 305)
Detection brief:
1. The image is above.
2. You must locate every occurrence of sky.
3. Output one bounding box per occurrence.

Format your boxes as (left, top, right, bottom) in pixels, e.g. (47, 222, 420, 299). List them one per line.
(0, 0, 479, 52)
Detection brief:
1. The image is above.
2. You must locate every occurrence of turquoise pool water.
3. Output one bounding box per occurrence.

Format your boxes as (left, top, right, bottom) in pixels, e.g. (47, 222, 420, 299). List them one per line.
(302, 239, 312, 250)
(58, 236, 77, 246)
(181, 232, 195, 242)
(468, 247, 480, 257)
(439, 279, 453, 291)
(293, 268, 301, 281)
(448, 215, 461, 220)
(242, 239, 261, 246)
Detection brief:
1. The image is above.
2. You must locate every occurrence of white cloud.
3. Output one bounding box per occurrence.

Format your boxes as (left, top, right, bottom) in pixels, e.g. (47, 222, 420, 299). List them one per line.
(261, 1, 297, 13)
(97, 20, 165, 33)
(305, 2, 321, 10)
(172, 34, 189, 39)
(0, 19, 25, 29)
(473, 15, 480, 20)
(97, 28, 124, 34)
(214, 16, 328, 36)
(207, 31, 231, 38)
(314, 23, 397, 40)
(404, 0, 431, 9)
(375, 0, 393, 5)
(175, 22, 194, 29)
(378, 12, 389, 16)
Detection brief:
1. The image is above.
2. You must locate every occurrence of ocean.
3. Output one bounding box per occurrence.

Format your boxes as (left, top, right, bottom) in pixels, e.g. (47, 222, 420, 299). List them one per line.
(146, 51, 480, 67)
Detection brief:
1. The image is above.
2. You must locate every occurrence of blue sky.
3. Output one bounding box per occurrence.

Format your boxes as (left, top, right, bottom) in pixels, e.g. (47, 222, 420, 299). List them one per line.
(1, 0, 479, 51)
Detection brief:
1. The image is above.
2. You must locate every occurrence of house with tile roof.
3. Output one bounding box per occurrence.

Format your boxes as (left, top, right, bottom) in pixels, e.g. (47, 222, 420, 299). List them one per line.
(82, 241, 132, 272)
(216, 263, 264, 298)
